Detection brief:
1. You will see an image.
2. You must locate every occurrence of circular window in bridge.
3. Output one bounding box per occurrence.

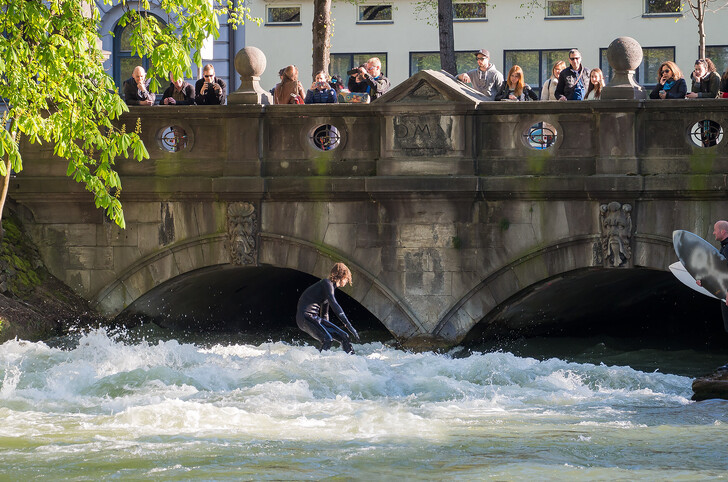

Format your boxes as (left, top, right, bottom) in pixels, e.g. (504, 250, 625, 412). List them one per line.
(522, 121, 558, 150)
(308, 124, 341, 151)
(689, 120, 723, 148)
(157, 126, 189, 152)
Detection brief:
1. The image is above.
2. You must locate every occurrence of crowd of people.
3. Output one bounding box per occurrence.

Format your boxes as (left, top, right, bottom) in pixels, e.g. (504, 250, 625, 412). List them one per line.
(122, 50, 728, 106)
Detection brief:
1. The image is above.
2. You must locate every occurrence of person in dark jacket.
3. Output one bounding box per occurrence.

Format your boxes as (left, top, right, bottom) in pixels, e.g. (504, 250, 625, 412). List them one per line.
(122, 66, 155, 106)
(195, 64, 226, 105)
(555, 49, 590, 101)
(686, 58, 721, 99)
(649, 61, 687, 99)
(305, 71, 337, 104)
(347, 57, 390, 100)
(295, 263, 360, 353)
(161, 73, 195, 105)
(495, 65, 538, 101)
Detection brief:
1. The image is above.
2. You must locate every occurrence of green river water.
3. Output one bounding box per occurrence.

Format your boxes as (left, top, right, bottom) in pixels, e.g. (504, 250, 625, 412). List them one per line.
(1, 326, 727, 480)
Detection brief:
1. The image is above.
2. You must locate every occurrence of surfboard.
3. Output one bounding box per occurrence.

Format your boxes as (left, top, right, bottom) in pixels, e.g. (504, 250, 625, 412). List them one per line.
(668, 261, 718, 299)
(672, 230, 728, 302)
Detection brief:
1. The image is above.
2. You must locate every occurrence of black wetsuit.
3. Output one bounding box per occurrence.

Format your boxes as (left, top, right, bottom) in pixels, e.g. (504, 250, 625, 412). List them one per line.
(720, 239, 728, 333)
(296, 278, 358, 353)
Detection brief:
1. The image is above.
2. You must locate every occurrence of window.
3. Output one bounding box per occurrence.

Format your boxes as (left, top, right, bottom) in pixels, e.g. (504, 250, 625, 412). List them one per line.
(409, 52, 477, 76)
(599, 46, 674, 86)
(706, 46, 728, 77)
(546, 0, 582, 17)
(358, 4, 393, 22)
(330, 53, 388, 80)
(453, 2, 487, 20)
(503, 49, 571, 95)
(113, 14, 166, 92)
(645, 0, 681, 14)
(266, 6, 301, 24)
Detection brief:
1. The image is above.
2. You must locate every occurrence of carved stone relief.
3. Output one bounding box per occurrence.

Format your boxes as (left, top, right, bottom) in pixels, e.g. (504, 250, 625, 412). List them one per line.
(596, 202, 633, 268)
(227, 202, 257, 265)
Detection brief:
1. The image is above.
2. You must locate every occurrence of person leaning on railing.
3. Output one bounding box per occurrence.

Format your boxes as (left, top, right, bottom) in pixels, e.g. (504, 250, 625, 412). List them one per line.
(721, 66, 728, 98)
(649, 61, 687, 99)
(686, 58, 721, 99)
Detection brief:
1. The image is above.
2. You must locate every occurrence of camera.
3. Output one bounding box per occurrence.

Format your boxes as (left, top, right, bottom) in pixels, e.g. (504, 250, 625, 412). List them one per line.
(347, 68, 360, 76)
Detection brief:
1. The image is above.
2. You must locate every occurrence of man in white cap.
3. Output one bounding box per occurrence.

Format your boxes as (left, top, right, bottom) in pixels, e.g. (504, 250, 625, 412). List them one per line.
(456, 49, 504, 101)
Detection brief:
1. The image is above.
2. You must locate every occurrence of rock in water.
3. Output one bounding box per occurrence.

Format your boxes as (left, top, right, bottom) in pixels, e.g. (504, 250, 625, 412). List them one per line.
(692, 369, 728, 401)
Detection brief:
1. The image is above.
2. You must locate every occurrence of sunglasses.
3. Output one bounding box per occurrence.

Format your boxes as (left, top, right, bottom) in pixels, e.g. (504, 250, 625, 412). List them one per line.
(569, 57, 580, 60)
(476, 57, 487, 61)
(204, 74, 214, 78)
(661, 69, 671, 74)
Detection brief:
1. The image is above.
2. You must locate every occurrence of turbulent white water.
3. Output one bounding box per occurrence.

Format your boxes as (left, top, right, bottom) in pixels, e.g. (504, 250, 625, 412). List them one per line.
(1, 329, 727, 479)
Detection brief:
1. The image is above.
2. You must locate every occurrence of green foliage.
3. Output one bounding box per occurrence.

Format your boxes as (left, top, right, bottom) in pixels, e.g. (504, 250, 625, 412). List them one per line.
(0, 0, 259, 229)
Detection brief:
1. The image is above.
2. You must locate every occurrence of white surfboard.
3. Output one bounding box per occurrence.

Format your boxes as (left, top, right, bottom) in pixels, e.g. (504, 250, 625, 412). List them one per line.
(669, 261, 719, 300)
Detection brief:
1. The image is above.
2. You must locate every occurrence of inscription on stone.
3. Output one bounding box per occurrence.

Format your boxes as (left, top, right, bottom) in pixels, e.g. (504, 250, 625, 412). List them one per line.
(390, 115, 457, 154)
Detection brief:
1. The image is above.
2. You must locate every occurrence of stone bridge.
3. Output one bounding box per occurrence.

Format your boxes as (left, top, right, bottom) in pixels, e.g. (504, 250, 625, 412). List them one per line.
(11, 70, 728, 347)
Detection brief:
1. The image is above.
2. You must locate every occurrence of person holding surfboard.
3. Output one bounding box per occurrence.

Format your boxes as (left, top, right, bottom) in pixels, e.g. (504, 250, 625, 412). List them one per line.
(696, 220, 728, 332)
(296, 263, 360, 353)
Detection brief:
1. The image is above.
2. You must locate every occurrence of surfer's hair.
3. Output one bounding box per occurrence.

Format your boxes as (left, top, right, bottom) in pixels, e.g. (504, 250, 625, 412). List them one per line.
(329, 263, 352, 286)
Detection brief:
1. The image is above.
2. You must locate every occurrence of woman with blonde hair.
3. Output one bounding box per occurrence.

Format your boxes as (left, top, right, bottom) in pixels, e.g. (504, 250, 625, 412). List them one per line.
(273, 64, 306, 104)
(495, 65, 538, 101)
(585, 68, 605, 100)
(295, 263, 360, 353)
(649, 61, 687, 99)
(540, 61, 566, 100)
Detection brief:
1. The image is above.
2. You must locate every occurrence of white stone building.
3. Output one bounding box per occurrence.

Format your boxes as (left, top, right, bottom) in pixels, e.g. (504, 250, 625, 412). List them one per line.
(244, 0, 728, 93)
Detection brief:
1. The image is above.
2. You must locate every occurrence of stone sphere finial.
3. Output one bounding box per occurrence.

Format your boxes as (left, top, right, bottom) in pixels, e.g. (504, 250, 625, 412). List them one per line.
(606, 37, 643, 72)
(228, 46, 272, 105)
(235, 46, 267, 79)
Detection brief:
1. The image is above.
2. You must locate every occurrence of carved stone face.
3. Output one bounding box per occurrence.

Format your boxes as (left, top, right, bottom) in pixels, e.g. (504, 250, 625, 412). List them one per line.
(600, 202, 632, 268)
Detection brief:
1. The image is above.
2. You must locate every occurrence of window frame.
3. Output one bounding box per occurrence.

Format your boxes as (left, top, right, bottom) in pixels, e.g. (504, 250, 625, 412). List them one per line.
(330, 52, 389, 80)
(265, 5, 302, 25)
(544, 0, 583, 19)
(408, 51, 479, 77)
(356, 3, 394, 23)
(598, 45, 675, 88)
(453, 2, 488, 21)
(502, 48, 573, 96)
(643, 0, 682, 17)
(112, 13, 167, 92)
(705, 45, 728, 77)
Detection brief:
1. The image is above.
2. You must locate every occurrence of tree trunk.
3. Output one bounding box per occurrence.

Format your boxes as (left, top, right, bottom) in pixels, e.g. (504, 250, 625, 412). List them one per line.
(698, 0, 706, 59)
(437, 0, 456, 75)
(0, 126, 16, 245)
(312, 0, 332, 80)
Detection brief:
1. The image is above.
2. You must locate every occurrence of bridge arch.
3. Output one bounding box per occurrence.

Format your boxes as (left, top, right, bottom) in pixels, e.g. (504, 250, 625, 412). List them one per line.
(434, 233, 675, 343)
(91, 232, 423, 340)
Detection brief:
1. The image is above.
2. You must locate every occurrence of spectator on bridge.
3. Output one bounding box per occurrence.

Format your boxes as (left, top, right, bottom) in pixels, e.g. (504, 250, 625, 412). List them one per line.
(274, 65, 306, 104)
(649, 61, 687, 99)
(195, 64, 227, 105)
(347, 58, 390, 100)
(305, 71, 337, 104)
(721, 65, 728, 98)
(686, 58, 721, 99)
(122, 66, 156, 106)
(456, 49, 503, 101)
(696, 221, 728, 342)
(270, 68, 285, 98)
(295, 263, 360, 354)
(161, 73, 195, 105)
(540, 61, 566, 101)
(585, 68, 605, 100)
(555, 49, 589, 101)
(495, 65, 538, 101)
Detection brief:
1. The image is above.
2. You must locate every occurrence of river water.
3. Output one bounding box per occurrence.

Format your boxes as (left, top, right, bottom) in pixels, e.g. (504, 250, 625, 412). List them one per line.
(1, 327, 727, 480)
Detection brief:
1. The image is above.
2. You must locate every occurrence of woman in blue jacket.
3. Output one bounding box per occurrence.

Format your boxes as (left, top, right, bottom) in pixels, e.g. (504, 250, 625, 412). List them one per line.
(650, 61, 687, 99)
(305, 71, 337, 104)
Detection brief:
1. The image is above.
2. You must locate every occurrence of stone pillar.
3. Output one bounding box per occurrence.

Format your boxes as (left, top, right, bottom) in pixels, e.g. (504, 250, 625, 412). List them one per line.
(227, 46, 273, 105)
(601, 37, 647, 100)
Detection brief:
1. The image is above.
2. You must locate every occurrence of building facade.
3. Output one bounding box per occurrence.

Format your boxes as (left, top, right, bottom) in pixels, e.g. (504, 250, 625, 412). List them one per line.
(244, 0, 728, 94)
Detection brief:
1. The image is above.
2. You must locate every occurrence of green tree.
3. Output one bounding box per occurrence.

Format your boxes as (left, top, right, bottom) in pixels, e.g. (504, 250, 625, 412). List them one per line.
(682, 0, 728, 59)
(0, 0, 257, 241)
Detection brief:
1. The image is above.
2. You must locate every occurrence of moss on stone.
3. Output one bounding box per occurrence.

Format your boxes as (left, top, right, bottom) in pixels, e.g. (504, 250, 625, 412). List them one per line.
(0, 215, 44, 298)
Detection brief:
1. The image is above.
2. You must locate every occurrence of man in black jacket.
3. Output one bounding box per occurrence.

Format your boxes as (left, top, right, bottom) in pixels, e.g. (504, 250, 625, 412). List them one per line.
(195, 64, 227, 105)
(347, 57, 390, 100)
(161, 73, 195, 105)
(555, 49, 590, 101)
(122, 66, 155, 106)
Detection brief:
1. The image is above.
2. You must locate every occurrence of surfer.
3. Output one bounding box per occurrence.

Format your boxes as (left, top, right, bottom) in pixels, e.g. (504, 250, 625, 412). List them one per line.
(696, 220, 728, 333)
(296, 263, 360, 353)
